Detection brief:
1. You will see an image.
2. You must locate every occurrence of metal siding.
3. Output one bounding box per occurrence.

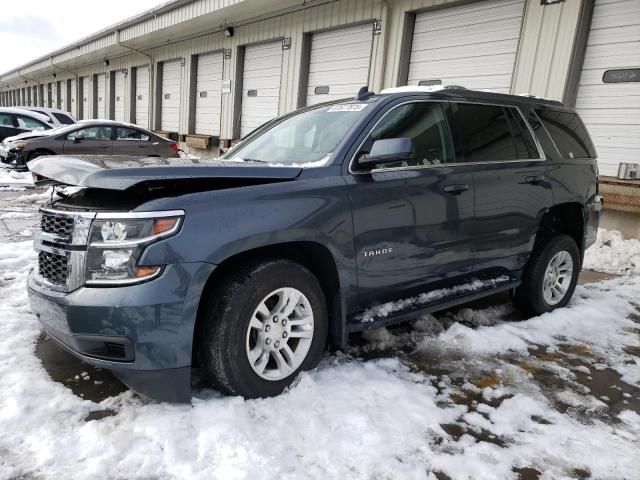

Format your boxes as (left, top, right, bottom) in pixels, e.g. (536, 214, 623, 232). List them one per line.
(240, 41, 283, 137)
(114, 71, 126, 122)
(195, 51, 224, 135)
(407, 0, 526, 93)
(161, 60, 182, 132)
(306, 22, 374, 105)
(135, 65, 150, 128)
(575, 0, 640, 176)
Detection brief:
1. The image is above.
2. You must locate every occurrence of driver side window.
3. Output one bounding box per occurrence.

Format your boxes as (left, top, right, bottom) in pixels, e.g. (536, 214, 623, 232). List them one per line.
(361, 102, 455, 169)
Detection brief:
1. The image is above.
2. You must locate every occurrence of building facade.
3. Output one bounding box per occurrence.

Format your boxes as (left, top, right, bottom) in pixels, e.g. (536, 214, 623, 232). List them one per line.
(0, 0, 637, 176)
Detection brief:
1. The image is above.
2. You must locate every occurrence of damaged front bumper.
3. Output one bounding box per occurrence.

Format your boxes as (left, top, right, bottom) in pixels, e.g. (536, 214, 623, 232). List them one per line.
(27, 261, 216, 403)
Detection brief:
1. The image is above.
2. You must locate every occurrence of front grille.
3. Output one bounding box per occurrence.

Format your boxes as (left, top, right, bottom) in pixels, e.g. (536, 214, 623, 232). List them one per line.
(38, 251, 69, 285)
(41, 212, 74, 238)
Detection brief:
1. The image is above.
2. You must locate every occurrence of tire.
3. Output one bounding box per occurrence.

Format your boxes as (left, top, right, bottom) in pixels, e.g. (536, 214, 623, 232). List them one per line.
(197, 259, 328, 398)
(513, 234, 580, 316)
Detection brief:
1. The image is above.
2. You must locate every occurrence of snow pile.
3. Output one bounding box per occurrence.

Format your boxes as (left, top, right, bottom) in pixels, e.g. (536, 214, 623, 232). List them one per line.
(0, 167, 33, 186)
(358, 276, 511, 322)
(0, 237, 639, 479)
(583, 228, 640, 275)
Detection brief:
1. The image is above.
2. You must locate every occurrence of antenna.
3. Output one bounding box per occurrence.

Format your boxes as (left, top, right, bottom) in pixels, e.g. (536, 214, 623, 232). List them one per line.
(355, 86, 373, 101)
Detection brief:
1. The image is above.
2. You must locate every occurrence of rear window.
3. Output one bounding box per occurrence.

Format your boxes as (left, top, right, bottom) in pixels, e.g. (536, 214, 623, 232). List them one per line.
(53, 113, 74, 125)
(535, 110, 595, 159)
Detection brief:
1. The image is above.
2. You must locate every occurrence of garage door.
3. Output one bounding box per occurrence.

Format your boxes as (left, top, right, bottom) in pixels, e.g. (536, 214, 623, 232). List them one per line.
(114, 71, 126, 122)
(81, 77, 89, 120)
(57, 81, 64, 110)
(407, 0, 525, 93)
(306, 23, 374, 106)
(161, 60, 182, 132)
(96, 74, 106, 118)
(575, 0, 640, 177)
(195, 52, 224, 135)
(134, 65, 150, 128)
(240, 41, 282, 138)
(49, 83, 55, 108)
(70, 79, 77, 117)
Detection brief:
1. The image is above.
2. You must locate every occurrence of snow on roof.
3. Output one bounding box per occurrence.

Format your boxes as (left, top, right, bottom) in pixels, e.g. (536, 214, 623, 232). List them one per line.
(380, 85, 445, 94)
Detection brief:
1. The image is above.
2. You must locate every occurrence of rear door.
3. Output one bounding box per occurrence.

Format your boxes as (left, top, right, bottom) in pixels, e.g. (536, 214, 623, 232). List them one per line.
(348, 100, 475, 306)
(63, 126, 113, 154)
(112, 127, 153, 155)
(450, 102, 552, 274)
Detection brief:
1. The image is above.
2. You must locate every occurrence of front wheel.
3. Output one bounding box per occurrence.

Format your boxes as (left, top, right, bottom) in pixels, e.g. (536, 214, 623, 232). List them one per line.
(197, 260, 328, 398)
(513, 234, 580, 316)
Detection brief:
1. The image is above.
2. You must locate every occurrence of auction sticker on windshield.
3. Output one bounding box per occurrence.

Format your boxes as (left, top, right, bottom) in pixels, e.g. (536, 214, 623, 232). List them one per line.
(327, 104, 368, 112)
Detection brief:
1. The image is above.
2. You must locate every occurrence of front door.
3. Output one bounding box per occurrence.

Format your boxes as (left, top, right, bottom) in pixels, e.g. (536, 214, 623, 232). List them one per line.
(63, 126, 113, 155)
(348, 101, 475, 306)
(449, 102, 553, 274)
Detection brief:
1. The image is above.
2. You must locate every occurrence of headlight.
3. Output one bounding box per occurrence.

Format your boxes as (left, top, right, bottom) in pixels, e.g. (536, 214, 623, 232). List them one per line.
(15, 142, 27, 149)
(85, 211, 184, 285)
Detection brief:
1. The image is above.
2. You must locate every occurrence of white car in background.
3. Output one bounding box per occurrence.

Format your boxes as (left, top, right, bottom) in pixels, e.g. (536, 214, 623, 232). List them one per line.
(14, 106, 76, 126)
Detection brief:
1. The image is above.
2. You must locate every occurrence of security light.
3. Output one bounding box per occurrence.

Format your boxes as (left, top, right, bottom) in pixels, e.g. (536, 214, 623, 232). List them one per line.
(224, 27, 234, 37)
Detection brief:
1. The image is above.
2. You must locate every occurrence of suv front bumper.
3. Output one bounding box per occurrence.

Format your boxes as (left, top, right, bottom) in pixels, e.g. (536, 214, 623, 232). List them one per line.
(28, 261, 215, 403)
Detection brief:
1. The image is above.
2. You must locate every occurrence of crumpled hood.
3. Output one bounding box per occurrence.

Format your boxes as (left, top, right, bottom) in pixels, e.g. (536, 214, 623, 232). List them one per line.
(3, 130, 51, 145)
(28, 155, 303, 190)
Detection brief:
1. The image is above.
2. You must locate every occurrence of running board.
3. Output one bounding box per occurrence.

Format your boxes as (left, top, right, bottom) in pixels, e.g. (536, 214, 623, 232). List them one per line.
(347, 279, 520, 333)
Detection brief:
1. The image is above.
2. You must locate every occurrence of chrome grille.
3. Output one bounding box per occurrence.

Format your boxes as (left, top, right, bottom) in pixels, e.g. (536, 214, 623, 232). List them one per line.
(40, 212, 74, 238)
(38, 251, 69, 286)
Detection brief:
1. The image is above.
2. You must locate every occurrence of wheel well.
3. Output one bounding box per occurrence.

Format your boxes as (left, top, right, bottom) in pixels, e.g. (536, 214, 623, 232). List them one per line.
(536, 203, 585, 258)
(192, 242, 341, 364)
(30, 149, 55, 159)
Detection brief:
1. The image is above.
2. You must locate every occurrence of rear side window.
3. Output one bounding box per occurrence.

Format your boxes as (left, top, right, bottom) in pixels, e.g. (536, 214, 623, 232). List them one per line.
(53, 113, 74, 124)
(0, 113, 14, 127)
(451, 104, 518, 162)
(535, 110, 595, 159)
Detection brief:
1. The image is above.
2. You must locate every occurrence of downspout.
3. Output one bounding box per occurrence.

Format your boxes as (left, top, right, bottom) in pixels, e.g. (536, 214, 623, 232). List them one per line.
(116, 29, 154, 130)
(377, 0, 390, 91)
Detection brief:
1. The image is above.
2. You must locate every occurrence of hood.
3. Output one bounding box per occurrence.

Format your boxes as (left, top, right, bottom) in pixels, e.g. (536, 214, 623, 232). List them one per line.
(28, 155, 303, 190)
(3, 129, 57, 145)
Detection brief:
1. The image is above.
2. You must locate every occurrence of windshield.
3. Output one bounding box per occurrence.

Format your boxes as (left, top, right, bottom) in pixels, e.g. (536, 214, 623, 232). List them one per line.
(223, 103, 370, 166)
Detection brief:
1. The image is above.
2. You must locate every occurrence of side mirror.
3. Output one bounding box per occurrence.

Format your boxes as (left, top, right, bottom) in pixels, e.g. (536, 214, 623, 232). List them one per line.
(359, 138, 414, 166)
(73, 135, 84, 144)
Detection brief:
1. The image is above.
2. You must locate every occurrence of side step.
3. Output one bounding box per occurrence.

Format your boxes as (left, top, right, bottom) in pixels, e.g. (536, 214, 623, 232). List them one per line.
(347, 277, 520, 333)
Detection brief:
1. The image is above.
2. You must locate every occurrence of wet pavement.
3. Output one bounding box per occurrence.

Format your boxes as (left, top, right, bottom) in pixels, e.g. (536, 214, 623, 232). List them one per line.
(1, 184, 637, 442)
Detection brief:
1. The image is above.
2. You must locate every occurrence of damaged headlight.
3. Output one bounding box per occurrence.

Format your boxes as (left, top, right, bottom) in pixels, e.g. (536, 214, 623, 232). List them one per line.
(85, 211, 184, 285)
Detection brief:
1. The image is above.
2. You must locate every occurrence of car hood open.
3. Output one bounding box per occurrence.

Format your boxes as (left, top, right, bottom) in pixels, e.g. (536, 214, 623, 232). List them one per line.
(28, 155, 303, 190)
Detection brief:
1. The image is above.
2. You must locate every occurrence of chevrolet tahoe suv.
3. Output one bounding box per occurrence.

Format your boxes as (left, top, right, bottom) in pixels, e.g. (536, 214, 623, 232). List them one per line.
(27, 87, 601, 402)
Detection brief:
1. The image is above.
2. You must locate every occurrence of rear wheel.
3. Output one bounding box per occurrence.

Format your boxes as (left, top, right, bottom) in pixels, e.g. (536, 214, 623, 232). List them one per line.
(513, 234, 580, 316)
(197, 260, 328, 398)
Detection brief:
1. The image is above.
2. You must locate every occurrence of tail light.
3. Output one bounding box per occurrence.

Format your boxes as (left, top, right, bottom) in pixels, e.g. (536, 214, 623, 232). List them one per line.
(169, 143, 178, 154)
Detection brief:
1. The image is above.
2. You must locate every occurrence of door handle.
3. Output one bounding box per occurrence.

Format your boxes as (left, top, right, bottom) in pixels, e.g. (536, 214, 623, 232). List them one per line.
(443, 184, 470, 195)
(524, 175, 546, 185)
(99, 145, 110, 149)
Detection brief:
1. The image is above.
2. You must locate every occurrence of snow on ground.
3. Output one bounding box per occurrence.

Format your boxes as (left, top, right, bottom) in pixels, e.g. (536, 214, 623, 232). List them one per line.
(584, 229, 640, 276)
(0, 165, 33, 186)
(0, 232, 639, 479)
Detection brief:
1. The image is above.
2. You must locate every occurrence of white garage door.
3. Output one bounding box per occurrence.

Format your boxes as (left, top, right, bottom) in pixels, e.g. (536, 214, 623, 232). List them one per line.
(407, 0, 525, 93)
(81, 77, 89, 120)
(195, 52, 224, 135)
(70, 79, 76, 117)
(240, 42, 282, 138)
(49, 83, 56, 109)
(575, 0, 640, 176)
(114, 71, 126, 122)
(97, 75, 107, 118)
(58, 81, 65, 111)
(306, 23, 374, 106)
(135, 65, 150, 128)
(161, 60, 182, 132)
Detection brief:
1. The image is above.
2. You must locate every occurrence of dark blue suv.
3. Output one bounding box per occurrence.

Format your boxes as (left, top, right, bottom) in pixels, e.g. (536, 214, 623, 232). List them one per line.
(27, 87, 602, 402)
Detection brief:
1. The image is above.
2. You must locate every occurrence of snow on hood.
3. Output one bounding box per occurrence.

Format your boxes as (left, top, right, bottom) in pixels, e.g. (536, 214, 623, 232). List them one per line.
(28, 155, 303, 190)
